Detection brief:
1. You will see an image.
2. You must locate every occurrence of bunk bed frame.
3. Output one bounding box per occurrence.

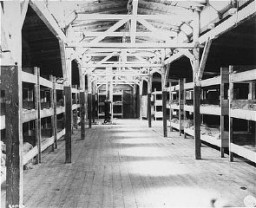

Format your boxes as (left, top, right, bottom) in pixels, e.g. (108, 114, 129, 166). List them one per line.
(1, 67, 81, 184)
(183, 67, 229, 157)
(229, 65, 256, 163)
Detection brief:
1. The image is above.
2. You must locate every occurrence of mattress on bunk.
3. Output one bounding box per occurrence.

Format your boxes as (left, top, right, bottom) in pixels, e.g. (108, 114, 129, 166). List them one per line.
(233, 133, 256, 152)
(1, 141, 34, 183)
(187, 124, 221, 139)
(231, 100, 256, 111)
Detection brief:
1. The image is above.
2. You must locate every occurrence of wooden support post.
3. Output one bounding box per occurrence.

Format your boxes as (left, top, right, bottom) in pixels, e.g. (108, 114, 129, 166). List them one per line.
(87, 74, 92, 128)
(92, 92, 96, 123)
(194, 85, 201, 159)
(50, 75, 55, 151)
(64, 86, 72, 163)
(73, 85, 78, 129)
(53, 77, 57, 149)
(35, 67, 42, 163)
(88, 93, 92, 128)
(147, 93, 152, 128)
(147, 75, 152, 128)
(80, 91, 86, 139)
(229, 66, 234, 162)
(2, 66, 23, 208)
(169, 81, 173, 132)
(162, 90, 168, 137)
(179, 79, 185, 136)
(220, 69, 225, 158)
(139, 81, 143, 120)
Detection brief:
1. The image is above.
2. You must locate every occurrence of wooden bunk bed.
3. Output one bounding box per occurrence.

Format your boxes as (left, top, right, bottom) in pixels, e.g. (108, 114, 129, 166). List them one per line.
(1, 67, 81, 184)
(170, 79, 185, 135)
(229, 66, 256, 163)
(183, 67, 229, 157)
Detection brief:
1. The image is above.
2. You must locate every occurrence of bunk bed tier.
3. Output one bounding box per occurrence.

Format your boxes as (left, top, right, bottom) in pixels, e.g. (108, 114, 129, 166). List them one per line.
(230, 100, 256, 121)
(184, 104, 228, 116)
(230, 133, 256, 163)
(170, 103, 180, 110)
(170, 121, 184, 131)
(230, 109, 256, 121)
(39, 77, 53, 88)
(72, 104, 80, 110)
(21, 71, 37, 84)
(2, 128, 66, 185)
(184, 127, 229, 148)
(155, 100, 162, 106)
(155, 111, 163, 118)
(41, 108, 54, 119)
(56, 106, 65, 114)
(22, 109, 37, 123)
(230, 68, 256, 83)
(0, 115, 5, 130)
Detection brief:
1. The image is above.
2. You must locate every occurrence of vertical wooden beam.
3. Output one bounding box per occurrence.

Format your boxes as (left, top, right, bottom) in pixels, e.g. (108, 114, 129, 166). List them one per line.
(64, 86, 72, 163)
(162, 90, 168, 137)
(179, 79, 184, 136)
(229, 66, 234, 162)
(53, 77, 58, 149)
(2, 65, 23, 208)
(169, 81, 173, 132)
(87, 73, 92, 128)
(35, 67, 42, 163)
(148, 75, 152, 128)
(220, 67, 226, 158)
(139, 81, 143, 120)
(50, 75, 55, 151)
(194, 85, 201, 159)
(80, 91, 86, 139)
(73, 85, 78, 129)
(192, 10, 201, 159)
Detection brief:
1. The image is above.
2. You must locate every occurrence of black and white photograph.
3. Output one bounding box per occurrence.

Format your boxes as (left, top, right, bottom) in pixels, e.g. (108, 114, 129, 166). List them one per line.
(0, 0, 256, 207)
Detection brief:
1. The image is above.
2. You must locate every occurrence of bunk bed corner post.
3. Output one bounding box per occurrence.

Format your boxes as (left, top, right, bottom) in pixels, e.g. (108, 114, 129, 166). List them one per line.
(50, 75, 55, 151)
(229, 65, 234, 162)
(87, 73, 92, 128)
(169, 81, 173, 132)
(139, 81, 143, 120)
(53, 76, 58, 149)
(2, 65, 24, 208)
(147, 75, 152, 128)
(80, 90, 86, 139)
(64, 85, 72, 163)
(35, 67, 42, 163)
(162, 89, 168, 137)
(194, 84, 201, 159)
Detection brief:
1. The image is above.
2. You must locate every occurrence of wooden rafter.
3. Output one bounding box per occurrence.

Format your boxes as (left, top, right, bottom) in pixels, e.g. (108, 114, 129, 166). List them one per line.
(29, 1, 67, 42)
(130, 0, 138, 44)
(68, 42, 197, 49)
(88, 17, 129, 44)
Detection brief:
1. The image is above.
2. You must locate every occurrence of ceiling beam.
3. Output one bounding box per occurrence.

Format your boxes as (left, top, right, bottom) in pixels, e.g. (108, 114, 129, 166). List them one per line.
(199, 0, 256, 44)
(88, 17, 129, 44)
(82, 63, 162, 68)
(68, 42, 197, 49)
(163, 0, 256, 66)
(29, 1, 67, 42)
(130, 0, 138, 44)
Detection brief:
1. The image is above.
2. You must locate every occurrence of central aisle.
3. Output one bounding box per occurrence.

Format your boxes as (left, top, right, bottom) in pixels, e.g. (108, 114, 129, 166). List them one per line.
(2, 119, 255, 208)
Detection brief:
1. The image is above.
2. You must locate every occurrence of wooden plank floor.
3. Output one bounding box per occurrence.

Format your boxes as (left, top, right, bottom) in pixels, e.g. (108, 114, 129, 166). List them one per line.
(1, 119, 256, 208)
